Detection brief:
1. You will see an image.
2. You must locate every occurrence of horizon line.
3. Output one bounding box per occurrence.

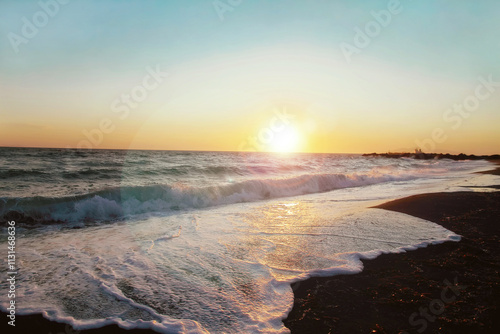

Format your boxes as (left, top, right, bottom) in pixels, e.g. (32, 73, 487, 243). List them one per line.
(1, 145, 498, 156)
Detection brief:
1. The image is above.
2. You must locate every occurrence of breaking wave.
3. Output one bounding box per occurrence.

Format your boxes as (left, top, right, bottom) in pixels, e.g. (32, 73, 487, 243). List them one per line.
(1, 171, 416, 226)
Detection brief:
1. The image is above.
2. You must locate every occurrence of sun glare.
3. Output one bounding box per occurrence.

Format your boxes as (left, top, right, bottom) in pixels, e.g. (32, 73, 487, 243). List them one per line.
(269, 126, 301, 153)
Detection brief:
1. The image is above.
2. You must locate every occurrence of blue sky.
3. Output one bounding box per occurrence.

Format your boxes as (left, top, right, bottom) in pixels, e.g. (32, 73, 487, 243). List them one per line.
(1, 0, 500, 153)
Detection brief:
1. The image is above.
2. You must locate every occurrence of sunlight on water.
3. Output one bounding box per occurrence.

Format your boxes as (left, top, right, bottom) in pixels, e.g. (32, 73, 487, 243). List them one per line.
(0, 148, 495, 333)
(1, 186, 463, 333)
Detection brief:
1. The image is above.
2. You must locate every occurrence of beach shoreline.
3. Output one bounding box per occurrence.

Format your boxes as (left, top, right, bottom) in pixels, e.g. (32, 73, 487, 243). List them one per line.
(3, 166, 500, 334)
(284, 165, 500, 333)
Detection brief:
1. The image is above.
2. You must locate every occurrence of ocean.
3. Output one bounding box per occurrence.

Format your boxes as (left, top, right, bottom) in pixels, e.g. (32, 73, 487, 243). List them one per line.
(0, 147, 495, 333)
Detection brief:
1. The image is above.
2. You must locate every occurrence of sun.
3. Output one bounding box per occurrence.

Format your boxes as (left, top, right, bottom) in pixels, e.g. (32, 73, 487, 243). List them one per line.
(269, 125, 301, 153)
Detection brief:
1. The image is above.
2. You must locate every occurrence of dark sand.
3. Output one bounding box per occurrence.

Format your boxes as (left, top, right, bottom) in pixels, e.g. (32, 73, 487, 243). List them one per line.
(3, 166, 500, 334)
(284, 165, 500, 333)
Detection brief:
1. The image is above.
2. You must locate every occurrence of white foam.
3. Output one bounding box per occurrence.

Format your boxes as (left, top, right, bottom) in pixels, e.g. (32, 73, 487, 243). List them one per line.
(2, 159, 492, 333)
(0, 168, 464, 224)
(0, 188, 462, 333)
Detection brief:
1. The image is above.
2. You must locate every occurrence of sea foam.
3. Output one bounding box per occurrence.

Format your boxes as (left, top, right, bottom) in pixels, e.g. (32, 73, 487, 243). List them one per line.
(1, 170, 437, 225)
(0, 196, 461, 333)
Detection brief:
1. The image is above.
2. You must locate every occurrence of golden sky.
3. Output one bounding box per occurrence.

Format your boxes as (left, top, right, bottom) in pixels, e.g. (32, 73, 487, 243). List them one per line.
(1, 0, 500, 154)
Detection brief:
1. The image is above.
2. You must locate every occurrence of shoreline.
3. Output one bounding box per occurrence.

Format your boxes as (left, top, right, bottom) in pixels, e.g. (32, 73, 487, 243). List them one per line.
(3, 168, 500, 333)
(284, 166, 500, 333)
(363, 152, 500, 161)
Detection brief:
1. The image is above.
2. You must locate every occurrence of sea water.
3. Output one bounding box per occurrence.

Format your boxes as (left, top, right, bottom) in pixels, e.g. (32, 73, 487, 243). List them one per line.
(0, 147, 495, 333)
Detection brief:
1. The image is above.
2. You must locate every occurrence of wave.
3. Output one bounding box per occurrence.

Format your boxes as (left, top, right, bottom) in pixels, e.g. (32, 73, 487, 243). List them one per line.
(0, 163, 313, 182)
(61, 168, 123, 179)
(0, 167, 123, 180)
(128, 164, 312, 177)
(0, 168, 49, 179)
(0, 171, 417, 226)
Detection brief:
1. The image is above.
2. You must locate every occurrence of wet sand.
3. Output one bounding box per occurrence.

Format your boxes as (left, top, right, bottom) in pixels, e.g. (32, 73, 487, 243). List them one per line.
(284, 165, 500, 333)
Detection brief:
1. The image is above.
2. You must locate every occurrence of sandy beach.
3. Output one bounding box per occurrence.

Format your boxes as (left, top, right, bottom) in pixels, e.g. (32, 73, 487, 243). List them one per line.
(284, 164, 500, 333)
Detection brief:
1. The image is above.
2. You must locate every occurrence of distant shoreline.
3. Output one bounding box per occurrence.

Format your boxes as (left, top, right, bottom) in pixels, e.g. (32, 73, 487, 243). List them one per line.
(363, 152, 500, 160)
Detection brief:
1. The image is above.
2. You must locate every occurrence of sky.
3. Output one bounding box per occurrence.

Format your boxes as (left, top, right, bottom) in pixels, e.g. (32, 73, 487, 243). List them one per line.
(1, 0, 499, 154)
